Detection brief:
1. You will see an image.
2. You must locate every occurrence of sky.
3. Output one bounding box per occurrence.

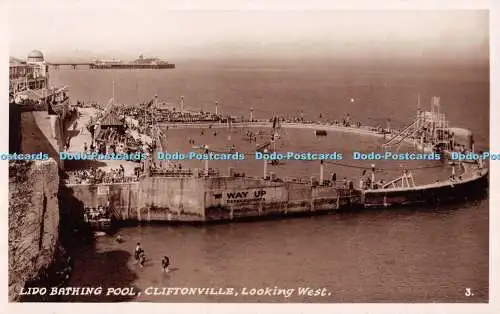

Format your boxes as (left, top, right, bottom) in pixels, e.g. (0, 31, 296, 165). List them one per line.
(7, 0, 489, 62)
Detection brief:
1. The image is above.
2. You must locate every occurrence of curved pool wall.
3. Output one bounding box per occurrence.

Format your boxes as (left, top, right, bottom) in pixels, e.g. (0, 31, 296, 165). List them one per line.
(362, 162, 488, 208)
(62, 121, 488, 222)
(160, 120, 435, 152)
(64, 175, 358, 222)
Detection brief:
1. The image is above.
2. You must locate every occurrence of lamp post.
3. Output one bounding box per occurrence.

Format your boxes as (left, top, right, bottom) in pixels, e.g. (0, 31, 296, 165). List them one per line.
(204, 145, 209, 176)
(371, 164, 376, 189)
(320, 160, 324, 184)
(263, 149, 268, 179)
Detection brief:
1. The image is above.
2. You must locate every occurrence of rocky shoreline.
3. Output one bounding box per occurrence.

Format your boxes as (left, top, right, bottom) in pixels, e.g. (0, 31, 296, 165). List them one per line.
(8, 159, 93, 302)
(17, 246, 73, 302)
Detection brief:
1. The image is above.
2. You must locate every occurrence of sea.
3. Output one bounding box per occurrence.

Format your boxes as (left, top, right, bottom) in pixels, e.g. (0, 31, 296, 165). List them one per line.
(51, 58, 489, 302)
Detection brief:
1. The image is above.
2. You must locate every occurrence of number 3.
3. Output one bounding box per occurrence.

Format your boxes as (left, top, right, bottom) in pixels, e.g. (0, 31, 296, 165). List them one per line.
(465, 288, 472, 296)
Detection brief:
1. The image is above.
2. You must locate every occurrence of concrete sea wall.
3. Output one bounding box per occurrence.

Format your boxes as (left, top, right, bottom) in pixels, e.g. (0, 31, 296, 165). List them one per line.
(64, 176, 363, 222)
(63, 163, 487, 223)
(20, 111, 68, 170)
(138, 176, 205, 221)
(203, 177, 360, 221)
(60, 120, 488, 223)
(8, 160, 60, 301)
(363, 166, 489, 208)
(65, 176, 207, 222)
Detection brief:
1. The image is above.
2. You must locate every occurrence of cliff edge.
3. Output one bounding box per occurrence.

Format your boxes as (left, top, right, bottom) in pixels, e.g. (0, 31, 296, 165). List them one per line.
(8, 159, 60, 301)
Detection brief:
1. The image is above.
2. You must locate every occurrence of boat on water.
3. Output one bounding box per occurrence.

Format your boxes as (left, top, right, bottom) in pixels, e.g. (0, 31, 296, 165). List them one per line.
(315, 130, 327, 136)
(94, 231, 107, 237)
(83, 206, 114, 231)
(84, 216, 113, 231)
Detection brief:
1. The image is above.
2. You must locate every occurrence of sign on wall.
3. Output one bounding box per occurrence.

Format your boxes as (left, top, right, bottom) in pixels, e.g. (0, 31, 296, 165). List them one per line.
(207, 187, 286, 206)
(97, 186, 109, 195)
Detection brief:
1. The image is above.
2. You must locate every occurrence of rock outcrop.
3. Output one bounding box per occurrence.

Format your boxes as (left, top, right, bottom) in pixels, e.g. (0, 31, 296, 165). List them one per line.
(8, 159, 60, 301)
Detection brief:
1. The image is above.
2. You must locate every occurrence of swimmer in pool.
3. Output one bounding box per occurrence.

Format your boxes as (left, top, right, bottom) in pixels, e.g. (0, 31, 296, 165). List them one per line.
(134, 242, 142, 263)
(138, 251, 146, 268)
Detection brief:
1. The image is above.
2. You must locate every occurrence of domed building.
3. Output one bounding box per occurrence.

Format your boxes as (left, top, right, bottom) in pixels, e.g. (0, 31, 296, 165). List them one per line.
(9, 49, 49, 94)
(27, 49, 45, 63)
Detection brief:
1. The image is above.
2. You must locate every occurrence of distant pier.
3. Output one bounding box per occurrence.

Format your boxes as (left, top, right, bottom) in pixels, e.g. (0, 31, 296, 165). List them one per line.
(48, 63, 92, 70)
(48, 62, 175, 70)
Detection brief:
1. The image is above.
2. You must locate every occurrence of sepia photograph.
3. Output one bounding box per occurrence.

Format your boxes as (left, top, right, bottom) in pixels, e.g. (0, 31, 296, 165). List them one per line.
(3, 0, 498, 312)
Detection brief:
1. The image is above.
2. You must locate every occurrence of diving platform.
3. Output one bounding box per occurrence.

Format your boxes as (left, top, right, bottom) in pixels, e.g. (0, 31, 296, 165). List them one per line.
(382, 96, 452, 152)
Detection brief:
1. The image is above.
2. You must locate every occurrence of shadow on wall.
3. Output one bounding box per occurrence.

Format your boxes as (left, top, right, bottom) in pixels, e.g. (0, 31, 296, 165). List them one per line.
(54, 186, 139, 302)
(58, 185, 89, 246)
(20, 112, 59, 160)
(10, 103, 22, 153)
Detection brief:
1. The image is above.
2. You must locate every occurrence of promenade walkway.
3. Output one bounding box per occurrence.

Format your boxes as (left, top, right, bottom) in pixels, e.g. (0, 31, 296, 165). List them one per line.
(63, 108, 139, 176)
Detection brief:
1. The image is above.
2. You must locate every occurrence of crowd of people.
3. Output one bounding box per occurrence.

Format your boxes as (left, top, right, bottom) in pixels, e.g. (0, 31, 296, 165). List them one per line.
(269, 113, 363, 129)
(92, 129, 148, 157)
(115, 102, 226, 124)
(83, 205, 110, 222)
(147, 162, 220, 177)
(80, 103, 154, 161)
(64, 166, 139, 184)
(9, 95, 45, 109)
(74, 100, 106, 110)
(155, 107, 223, 123)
